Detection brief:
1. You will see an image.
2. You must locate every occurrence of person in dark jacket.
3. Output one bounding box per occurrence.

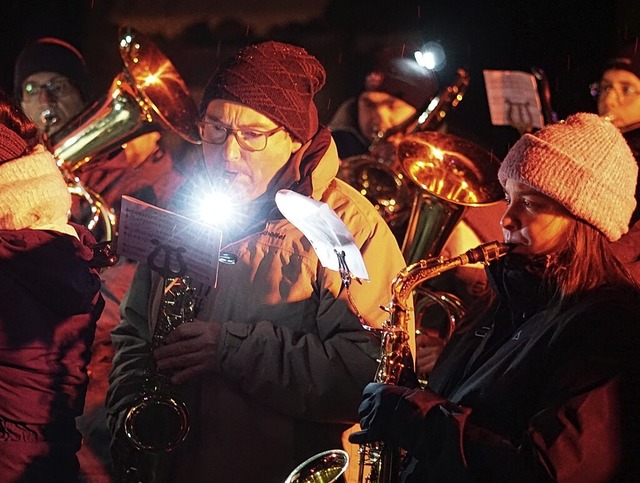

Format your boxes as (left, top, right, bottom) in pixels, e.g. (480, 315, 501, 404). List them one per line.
(350, 112, 640, 482)
(0, 86, 104, 482)
(591, 40, 640, 283)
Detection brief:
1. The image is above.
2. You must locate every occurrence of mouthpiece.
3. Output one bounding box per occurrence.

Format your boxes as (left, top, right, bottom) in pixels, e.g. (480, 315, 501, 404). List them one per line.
(465, 241, 514, 265)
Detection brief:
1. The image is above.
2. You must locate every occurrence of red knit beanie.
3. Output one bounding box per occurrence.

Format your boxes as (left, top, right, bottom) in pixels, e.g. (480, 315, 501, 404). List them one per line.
(200, 41, 326, 143)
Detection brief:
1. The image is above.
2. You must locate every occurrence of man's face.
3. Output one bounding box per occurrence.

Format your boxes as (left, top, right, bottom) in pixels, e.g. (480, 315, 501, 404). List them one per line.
(200, 99, 302, 203)
(595, 69, 640, 131)
(500, 179, 574, 256)
(20, 71, 85, 135)
(357, 91, 417, 142)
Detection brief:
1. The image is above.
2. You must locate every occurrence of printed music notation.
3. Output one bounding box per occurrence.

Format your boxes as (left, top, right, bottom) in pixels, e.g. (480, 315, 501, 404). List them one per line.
(483, 69, 545, 132)
(117, 196, 223, 286)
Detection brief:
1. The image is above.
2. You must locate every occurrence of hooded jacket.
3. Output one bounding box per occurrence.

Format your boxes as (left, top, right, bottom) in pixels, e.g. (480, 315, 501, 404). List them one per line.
(107, 128, 410, 482)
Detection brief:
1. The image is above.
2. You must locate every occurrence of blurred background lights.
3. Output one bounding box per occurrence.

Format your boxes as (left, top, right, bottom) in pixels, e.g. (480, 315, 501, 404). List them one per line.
(415, 41, 446, 71)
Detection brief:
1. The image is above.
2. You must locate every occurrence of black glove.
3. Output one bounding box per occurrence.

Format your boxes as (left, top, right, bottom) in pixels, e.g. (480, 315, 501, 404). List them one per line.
(349, 382, 448, 452)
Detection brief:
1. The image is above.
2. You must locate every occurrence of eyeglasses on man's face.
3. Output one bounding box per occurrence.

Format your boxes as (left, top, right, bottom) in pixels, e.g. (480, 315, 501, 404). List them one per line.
(22, 77, 74, 101)
(198, 121, 285, 152)
(589, 81, 640, 102)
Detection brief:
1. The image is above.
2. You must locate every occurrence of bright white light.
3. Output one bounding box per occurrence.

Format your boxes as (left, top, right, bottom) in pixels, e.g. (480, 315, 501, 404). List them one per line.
(415, 51, 436, 70)
(198, 192, 234, 227)
(414, 41, 446, 71)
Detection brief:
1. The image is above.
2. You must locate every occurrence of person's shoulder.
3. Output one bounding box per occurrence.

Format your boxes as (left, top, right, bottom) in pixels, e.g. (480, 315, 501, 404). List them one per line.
(321, 178, 391, 238)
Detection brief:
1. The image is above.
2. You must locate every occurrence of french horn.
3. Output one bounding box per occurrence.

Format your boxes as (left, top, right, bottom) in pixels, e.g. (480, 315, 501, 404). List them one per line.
(46, 26, 200, 242)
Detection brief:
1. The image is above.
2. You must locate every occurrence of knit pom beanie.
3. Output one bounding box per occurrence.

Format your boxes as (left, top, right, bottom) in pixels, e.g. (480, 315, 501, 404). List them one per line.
(200, 41, 326, 143)
(0, 140, 71, 231)
(499, 113, 637, 241)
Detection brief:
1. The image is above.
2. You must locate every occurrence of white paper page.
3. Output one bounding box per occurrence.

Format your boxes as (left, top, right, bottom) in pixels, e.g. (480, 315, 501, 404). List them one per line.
(275, 189, 369, 281)
(483, 69, 544, 130)
(117, 196, 223, 286)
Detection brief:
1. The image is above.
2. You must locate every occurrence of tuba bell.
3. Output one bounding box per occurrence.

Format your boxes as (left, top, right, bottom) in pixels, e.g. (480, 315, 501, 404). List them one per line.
(46, 26, 200, 242)
(337, 69, 470, 241)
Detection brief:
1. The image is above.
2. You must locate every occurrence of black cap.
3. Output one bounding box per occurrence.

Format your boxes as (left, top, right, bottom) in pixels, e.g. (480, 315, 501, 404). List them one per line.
(364, 56, 438, 110)
(13, 37, 89, 101)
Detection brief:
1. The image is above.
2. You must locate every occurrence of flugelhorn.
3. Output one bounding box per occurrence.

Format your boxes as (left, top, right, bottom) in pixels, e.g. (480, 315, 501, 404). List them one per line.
(46, 26, 200, 242)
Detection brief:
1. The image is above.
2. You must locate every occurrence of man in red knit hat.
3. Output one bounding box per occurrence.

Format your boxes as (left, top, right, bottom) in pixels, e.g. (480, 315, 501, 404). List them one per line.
(107, 40, 411, 483)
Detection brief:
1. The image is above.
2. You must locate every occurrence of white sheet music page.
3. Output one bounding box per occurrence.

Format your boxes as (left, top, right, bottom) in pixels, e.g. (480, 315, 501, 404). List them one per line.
(117, 196, 223, 286)
(483, 69, 544, 130)
(275, 189, 369, 281)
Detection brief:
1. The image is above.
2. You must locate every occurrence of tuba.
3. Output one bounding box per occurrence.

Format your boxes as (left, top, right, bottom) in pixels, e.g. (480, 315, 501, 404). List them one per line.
(337, 68, 470, 238)
(47, 26, 200, 242)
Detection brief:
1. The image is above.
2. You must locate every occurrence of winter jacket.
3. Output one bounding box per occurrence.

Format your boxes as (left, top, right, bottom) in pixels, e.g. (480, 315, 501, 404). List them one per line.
(390, 255, 640, 482)
(0, 225, 104, 483)
(106, 129, 409, 482)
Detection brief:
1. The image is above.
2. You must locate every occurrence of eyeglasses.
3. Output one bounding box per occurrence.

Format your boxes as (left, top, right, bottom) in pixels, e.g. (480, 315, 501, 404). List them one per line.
(197, 121, 285, 152)
(22, 78, 73, 101)
(589, 81, 640, 101)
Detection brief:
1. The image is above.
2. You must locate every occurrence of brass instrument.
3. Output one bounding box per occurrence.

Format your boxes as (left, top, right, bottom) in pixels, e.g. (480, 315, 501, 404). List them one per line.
(284, 450, 350, 483)
(398, 131, 504, 264)
(337, 69, 470, 236)
(47, 26, 200, 242)
(357, 241, 512, 483)
(124, 273, 194, 453)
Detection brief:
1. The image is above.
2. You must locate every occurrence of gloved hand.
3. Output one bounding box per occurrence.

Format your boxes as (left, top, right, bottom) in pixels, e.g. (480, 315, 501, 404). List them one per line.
(349, 382, 448, 452)
(154, 319, 222, 384)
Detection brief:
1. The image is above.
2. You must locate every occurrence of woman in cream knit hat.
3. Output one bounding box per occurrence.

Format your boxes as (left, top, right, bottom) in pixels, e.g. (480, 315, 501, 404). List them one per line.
(351, 113, 640, 482)
(0, 86, 104, 482)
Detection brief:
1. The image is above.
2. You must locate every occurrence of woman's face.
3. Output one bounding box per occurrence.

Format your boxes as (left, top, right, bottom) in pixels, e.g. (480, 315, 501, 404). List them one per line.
(500, 179, 575, 256)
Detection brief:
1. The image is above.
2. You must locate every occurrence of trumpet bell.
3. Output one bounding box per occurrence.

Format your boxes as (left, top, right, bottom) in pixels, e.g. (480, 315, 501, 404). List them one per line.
(284, 449, 349, 483)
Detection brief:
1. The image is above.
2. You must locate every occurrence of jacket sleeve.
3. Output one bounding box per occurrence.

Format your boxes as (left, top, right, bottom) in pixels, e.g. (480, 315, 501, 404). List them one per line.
(393, 301, 640, 482)
(105, 262, 156, 437)
(213, 216, 410, 425)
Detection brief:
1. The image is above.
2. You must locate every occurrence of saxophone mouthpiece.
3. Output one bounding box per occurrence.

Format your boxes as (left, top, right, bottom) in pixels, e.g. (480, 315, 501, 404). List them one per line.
(466, 241, 514, 264)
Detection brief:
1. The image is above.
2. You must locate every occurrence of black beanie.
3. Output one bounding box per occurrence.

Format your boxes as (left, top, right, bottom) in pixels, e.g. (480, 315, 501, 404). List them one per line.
(364, 57, 438, 110)
(13, 37, 89, 102)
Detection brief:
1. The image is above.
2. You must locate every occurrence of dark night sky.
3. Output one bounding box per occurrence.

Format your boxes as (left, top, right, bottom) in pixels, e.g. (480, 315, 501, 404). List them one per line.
(2, 0, 639, 156)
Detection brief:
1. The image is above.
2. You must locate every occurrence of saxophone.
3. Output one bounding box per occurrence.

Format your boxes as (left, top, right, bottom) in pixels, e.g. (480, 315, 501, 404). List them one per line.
(357, 241, 512, 483)
(123, 274, 195, 453)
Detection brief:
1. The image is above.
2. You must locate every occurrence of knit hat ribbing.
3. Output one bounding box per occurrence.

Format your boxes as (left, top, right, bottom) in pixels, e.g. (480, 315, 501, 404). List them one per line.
(499, 113, 637, 241)
(200, 41, 326, 143)
(0, 145, 71, 230)
(0, 124, 28, 162)
(13, 37, 89, 101)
